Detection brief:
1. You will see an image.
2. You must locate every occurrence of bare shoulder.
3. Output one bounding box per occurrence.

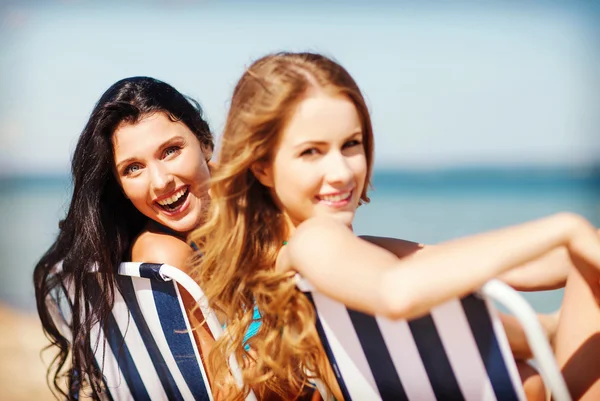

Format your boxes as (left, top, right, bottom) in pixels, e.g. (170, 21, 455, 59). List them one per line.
(293, 216, 355, 247)
(359, 235, 427, 259)
(277, 217, 356, 272)
(131, 230, 193, 272)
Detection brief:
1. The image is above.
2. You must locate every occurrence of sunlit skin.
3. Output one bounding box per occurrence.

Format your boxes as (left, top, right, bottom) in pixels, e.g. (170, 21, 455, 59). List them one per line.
(255, 91, 367, 232)
(113, 112, 211, 235)
(111, 112, 223, 394)
(260, 93, 600, 401)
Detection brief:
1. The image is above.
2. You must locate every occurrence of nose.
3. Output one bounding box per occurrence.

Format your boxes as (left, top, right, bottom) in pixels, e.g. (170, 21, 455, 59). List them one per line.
(324, 151, 353, 185)
(149, 163, 174, 194)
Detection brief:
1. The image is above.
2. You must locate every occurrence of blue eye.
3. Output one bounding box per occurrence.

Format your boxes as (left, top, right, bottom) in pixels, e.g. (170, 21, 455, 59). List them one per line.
(344, 139, 362, 148)
(164, 146, 181, 158)
(124, 164, 141, 175)
(300, 148, 319, 156)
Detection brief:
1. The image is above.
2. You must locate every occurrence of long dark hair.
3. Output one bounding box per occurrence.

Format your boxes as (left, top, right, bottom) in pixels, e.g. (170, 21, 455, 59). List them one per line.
(33, 77, 213, 399)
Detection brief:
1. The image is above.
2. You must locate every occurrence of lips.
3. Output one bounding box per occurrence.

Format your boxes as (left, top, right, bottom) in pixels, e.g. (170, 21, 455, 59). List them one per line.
(316, 190, 353, 205)
(155, 186, 189, 212)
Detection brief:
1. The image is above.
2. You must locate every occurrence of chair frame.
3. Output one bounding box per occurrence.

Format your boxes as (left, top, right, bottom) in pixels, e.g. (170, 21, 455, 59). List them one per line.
(296, 276, 571, 401)
(47, 262, 257, 401)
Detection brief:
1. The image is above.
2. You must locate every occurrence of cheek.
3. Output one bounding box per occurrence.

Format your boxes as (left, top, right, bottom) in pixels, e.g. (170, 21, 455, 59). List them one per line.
(274, 168, 318, 207)
(351, 155, 368, 183)
(190, 162, 211, 193)
(270, 158, 320, 213)
(121, 181, 148, 206)
(180, 151, 210, 183)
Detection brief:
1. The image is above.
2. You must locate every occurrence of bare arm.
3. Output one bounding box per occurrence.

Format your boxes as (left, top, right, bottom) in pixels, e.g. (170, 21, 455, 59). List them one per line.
(498, 247, 570, 291)
(283, 212, 600, 321)
(334, 235, 564, 361)
(363, 238, 572, 292)
(364, 230, 599, 292)
(499, 228, 600, 291)
(363, 236, 569, 292)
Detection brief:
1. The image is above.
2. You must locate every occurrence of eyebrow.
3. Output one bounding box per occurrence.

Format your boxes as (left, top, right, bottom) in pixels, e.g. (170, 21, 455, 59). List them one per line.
(293, 130, 362, 149)
(115, 135, 185, 172)
(115, 157, 136, 173)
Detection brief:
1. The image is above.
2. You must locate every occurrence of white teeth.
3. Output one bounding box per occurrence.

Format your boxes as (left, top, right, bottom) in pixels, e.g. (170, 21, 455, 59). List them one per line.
(157, 188, 187, 206)
(319, 191, 351, 203)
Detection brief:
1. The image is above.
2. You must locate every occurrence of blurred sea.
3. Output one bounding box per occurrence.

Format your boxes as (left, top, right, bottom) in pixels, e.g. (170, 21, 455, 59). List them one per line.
(1, 168, 599, 314)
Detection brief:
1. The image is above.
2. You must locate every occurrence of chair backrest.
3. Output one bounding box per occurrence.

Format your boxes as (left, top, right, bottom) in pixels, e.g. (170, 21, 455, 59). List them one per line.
(296, 277, 571, 401)
(47, 262, 257, 401)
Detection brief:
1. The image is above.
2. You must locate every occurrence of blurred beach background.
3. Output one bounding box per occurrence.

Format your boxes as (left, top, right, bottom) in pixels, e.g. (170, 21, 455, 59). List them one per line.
(1, 0, 599, 399)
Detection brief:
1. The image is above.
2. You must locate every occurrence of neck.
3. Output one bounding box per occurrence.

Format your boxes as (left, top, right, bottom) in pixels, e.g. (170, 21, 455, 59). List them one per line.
(281, 213, 296, 238)
(150, 220, 187, 240)
(283, 214, 355, 239)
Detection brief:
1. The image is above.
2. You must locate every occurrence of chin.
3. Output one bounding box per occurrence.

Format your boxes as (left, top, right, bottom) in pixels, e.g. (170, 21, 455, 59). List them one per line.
(162, 217, 196, 235)
(331, 212, 355, 228)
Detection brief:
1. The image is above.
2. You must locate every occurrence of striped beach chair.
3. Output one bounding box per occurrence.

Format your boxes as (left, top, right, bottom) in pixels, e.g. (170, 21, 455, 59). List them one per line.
(47, 262, 256, 401)
(297, 277, 571, 401)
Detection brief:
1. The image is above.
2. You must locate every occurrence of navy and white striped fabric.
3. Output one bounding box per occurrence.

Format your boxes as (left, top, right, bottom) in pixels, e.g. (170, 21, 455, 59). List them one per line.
(298, 279, 527, 401)
(48, 262, 213, 401)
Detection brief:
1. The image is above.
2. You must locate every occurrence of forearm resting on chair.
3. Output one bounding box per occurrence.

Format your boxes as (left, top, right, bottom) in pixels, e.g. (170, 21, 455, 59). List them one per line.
(499, 228, 600, 292)
(498, 247, 571, 292)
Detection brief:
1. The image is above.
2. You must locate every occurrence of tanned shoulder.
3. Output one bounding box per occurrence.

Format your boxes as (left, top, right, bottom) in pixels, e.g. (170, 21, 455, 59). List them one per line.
(131, 230, 194, 273)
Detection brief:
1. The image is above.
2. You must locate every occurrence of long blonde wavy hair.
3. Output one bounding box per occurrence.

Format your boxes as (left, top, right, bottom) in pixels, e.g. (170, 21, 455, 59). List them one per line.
(190, 52, 374, 400)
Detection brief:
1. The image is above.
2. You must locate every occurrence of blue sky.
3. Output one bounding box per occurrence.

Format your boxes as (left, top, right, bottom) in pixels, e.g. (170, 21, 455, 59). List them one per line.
(1, 1, 599, 175)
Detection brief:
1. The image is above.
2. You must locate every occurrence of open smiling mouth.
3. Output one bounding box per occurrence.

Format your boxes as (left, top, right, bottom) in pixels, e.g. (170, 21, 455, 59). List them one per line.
(156, 187, 190, 213)
(316, 190, 353, 206)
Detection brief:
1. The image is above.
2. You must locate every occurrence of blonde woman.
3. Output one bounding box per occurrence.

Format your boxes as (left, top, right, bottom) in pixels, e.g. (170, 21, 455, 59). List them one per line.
(191, 52, 600, 400)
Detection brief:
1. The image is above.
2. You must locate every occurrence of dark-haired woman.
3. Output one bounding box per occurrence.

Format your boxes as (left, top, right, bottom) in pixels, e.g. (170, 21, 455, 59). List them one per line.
(33, 76, 215, 399)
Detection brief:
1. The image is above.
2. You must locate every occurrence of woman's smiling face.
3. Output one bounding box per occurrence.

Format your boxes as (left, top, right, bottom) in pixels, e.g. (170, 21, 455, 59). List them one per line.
(112, 112, 211, 234)
(255, 92, 367, 229)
